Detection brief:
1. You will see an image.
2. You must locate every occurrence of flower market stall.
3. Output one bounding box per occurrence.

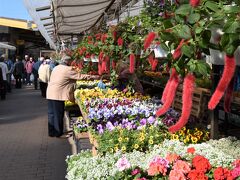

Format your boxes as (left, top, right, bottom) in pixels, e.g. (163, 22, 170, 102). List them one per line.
(61, 0, 240, 179)
(25, 0, 240, 179)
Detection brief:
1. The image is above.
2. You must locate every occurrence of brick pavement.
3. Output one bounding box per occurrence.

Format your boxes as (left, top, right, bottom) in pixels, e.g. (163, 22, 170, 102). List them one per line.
(0, 85, 72, 180)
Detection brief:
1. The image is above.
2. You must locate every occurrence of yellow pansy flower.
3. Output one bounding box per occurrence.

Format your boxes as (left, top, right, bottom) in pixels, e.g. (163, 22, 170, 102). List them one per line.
(114, 146, 119, 152)
(149, 139, 154, 145)
(172, 134, 179, 140)
(118, 137, 123, 142)
(109, 148, 114, 153)
(191, 136, 198, 143)
(125, 137, 129, 142)
(134, 144, 139, 149)
(121, 146, 126, 151)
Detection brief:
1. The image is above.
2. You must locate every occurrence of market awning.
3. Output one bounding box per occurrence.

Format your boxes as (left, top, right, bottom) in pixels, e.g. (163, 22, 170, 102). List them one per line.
(24, 0, 140, 49)
(0, 42, 16, 51)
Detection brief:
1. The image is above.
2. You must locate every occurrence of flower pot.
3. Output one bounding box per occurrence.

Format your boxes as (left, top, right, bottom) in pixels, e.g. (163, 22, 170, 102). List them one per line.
(75, 132, 89, 139)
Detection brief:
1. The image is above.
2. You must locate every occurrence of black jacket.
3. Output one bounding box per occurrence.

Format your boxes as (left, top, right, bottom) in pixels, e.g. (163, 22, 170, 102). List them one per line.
(13, 61, 24, 76)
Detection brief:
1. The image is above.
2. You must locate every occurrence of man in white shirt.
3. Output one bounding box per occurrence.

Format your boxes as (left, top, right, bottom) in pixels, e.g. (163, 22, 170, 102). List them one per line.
(0, 56, 9, 100)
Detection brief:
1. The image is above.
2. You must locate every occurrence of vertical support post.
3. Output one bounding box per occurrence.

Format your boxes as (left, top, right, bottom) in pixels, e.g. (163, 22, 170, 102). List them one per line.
(210, 64, 221, 139)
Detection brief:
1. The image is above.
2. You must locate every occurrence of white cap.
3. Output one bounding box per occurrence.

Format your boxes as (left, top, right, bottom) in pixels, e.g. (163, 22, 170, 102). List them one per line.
(40, 57, 44, 61)
(61, 55, 71, 62)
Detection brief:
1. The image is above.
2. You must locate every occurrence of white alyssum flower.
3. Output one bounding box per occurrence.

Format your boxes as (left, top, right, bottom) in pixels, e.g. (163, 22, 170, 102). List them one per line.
(66, 138, 240, 180)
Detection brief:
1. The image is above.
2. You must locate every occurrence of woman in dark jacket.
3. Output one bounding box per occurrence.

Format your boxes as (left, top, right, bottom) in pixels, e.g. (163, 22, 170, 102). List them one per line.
(13, 56, 24, 88)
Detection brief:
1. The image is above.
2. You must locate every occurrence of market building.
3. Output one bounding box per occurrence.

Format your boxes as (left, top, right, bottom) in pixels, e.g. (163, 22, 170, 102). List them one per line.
(0, 17, 50, 58)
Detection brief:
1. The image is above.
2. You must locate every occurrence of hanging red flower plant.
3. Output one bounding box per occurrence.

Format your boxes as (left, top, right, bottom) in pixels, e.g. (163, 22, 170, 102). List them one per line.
(172, 39, 185, 60)
(208, 55, 236, 110)
(148, 54, 154, 67)
(129, 53, 135, 73)
(112, 60, 116, 69)
(144, 32, 156, 50)
(169, 74, 195, 133)
(101, 34, 108, 43)
(151, 59, 158, 71)
(190, 0, 201, 7)
(117, 37, 124, 47)
(156, 70, 179, 117)
(112, 31, 117, 41)
(161, 68, 177, 103)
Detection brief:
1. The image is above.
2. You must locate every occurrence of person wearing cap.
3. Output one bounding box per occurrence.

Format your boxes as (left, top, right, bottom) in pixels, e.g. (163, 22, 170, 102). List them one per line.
(32, 56, 44, 90)
(46, 55, 100, 137)
(38, 59, 51, 98)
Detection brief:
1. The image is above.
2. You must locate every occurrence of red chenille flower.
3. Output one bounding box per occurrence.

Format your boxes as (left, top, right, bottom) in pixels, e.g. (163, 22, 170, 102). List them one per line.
(144, 32, 156, 50)
(190, 0, 200, 7)
(117, 37, 124, 46)
(172, 39, 185, 60)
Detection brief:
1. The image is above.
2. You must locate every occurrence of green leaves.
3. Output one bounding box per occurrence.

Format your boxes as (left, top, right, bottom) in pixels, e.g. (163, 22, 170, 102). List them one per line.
(223, 5, 240, 14)
(187, 59, 211, 77)
(188, 13, 201, 24)
(175, 25, 192, 39)
(205, 1, 219, 12)
(224, 21, 240, 34)
(175, 4, 192, 16)
(181, 45, 193, 58)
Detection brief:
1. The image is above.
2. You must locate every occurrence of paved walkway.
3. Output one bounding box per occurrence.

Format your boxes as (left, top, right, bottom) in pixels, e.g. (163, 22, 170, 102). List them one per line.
(0, 85, 72, 180)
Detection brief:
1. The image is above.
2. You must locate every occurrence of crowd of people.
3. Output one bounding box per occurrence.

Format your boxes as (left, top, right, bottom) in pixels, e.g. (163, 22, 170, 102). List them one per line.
(0, 54, 58, 100)
(0, 53, 142, 139)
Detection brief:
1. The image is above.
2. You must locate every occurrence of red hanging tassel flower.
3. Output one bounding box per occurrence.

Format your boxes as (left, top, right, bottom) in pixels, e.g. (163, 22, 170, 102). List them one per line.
(190, 0, 200, 7)
(224, 77, 235, 112)
(112, 61, 116, 69)
(101, 34, 108, 43)
(129, 54, 135, 73)
(148, 54, 154, 67)
(117, 37, 124, 47)
(156, 71, 180, 117)
(208, 55, 236, 110)
(172, 39, 185, 60)
(161, 68, 177, 103)
(99, 51, 104, 61)
(112, 31, 117, 41)
(144, 32, 156, 50)
(152, 59, 158, 71)
(169, 74, 195, 133)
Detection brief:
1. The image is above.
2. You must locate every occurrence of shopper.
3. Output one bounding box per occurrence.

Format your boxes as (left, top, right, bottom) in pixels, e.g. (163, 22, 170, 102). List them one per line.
(38, 59, 51, 98)
(25, 57, 35, 85)
(22, 55, 29, 84)
(0, 56, 8, 100)
(46, 55, 100, 137)
(13, 56, 24, 89)
(2, 54, 13, 92)
(32, 56, 44, 90)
